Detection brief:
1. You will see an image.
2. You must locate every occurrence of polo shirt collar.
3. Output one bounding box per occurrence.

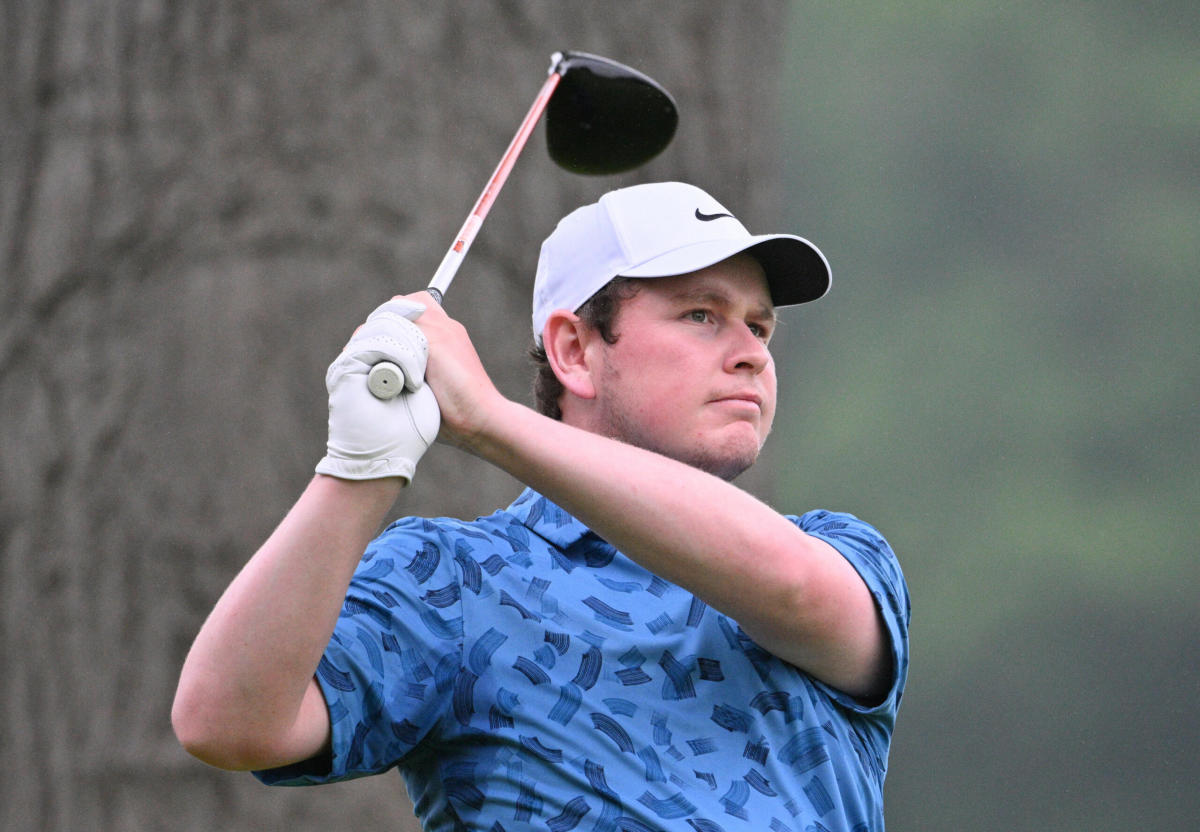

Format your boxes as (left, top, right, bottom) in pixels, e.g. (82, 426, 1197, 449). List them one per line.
(506, 487, 594, 550)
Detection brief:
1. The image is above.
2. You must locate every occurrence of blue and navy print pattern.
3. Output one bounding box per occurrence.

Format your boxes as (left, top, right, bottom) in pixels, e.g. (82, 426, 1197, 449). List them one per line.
(257, 490, 910, 832)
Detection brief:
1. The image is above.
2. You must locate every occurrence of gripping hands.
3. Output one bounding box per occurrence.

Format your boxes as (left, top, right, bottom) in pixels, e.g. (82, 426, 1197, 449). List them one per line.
(315, 298, 441, 483)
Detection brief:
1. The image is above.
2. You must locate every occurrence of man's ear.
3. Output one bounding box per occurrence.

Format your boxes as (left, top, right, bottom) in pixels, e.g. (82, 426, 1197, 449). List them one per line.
(543, 310, 598, 401)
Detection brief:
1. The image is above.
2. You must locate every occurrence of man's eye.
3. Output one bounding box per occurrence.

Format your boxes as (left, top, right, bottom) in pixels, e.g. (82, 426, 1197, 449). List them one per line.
(687, 310, 711, 323)
(749, 319, 776, 341)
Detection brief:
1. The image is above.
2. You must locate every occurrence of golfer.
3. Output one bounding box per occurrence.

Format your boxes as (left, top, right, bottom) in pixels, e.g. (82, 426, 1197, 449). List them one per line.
(173, 182, 910, 832)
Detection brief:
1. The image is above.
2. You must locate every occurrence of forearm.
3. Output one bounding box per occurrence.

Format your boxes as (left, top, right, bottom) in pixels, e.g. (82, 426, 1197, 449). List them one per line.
(468, 401, 885, 696)
(172, 475, 402, 768)
(415, 293, 885, 697)
(469, 403, 841, 647)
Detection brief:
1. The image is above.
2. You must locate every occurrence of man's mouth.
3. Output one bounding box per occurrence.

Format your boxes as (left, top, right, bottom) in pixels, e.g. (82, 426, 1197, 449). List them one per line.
(711, 391, 763, 409)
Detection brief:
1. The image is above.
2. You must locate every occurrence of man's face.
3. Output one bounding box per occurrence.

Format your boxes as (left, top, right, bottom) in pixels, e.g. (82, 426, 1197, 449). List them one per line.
(587, 253, 778, 481)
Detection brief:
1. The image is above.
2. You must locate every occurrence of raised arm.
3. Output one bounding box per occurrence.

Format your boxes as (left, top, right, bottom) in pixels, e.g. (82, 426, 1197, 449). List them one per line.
(171, 476, 401, 770)
(416, 291, 891, 701)
(480, 412, 889, 700)
(172, 298, 438, 770)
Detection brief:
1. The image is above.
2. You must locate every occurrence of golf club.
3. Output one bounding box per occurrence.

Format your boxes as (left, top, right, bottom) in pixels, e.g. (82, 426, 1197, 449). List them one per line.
(366, 50, 678, 399)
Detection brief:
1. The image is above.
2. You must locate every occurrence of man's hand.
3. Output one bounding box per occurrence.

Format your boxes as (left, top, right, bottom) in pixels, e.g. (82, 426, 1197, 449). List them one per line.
(316, 297, 441, 482)
(404, 292, 510, 453)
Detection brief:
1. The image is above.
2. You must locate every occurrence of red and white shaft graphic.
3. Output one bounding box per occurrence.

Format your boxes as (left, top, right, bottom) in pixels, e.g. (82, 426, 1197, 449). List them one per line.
(368, 54, 566, 399)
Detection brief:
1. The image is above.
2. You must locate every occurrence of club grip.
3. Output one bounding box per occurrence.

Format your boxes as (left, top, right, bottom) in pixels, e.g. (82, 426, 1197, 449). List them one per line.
(367, 361, 404, 400)
(367, 287, 441, 399)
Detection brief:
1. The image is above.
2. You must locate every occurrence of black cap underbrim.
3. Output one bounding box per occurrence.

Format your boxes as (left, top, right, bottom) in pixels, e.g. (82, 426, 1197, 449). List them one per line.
(744, 237, 832, 308)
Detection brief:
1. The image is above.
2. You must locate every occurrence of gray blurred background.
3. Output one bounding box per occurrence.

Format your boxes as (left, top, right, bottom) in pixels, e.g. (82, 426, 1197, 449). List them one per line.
(2, 2, 1196, 830)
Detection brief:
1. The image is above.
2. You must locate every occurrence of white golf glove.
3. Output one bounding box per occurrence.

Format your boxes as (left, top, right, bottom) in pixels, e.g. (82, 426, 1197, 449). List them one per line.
(315, 298, 441, 483)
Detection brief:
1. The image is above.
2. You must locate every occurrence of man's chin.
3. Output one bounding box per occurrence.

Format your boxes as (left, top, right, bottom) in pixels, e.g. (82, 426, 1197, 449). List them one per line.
(606, 416, 765, 481)
(675, 423, 766, 479)
(704, 456, 757, 482)
(683, 442, 761, 482)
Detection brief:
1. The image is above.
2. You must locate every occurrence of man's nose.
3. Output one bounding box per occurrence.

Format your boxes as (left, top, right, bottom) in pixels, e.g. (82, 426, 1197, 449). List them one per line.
(725, 323, 771, 373)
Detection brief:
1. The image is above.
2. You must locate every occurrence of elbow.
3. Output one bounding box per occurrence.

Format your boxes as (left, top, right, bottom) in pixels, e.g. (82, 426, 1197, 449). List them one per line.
(172, 675, 320, 772)
(171, 683, 258, 771)
(171, 694, 230, 769)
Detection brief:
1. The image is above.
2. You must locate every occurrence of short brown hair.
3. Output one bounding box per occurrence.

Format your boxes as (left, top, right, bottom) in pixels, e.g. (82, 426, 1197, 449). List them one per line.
(529, 278, 641, 420)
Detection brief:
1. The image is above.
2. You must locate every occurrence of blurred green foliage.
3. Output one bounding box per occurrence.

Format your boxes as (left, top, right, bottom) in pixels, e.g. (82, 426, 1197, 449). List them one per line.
(776, 2, 1198, 829)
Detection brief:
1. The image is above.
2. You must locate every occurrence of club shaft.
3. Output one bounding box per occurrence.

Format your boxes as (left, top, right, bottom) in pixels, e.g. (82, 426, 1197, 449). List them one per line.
(426, 67, 564, 299)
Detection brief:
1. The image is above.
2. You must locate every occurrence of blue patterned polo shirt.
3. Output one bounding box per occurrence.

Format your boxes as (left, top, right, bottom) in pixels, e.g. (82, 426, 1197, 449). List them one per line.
(256, 489, 910, 832)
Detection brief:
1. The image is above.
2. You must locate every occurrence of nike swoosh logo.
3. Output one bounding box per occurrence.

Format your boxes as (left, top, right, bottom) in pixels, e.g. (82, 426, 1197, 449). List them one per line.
(695, 208, 735, 222)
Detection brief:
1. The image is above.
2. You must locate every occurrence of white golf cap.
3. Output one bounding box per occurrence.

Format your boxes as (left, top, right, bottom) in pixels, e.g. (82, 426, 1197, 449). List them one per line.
(531, 181, 831, 342)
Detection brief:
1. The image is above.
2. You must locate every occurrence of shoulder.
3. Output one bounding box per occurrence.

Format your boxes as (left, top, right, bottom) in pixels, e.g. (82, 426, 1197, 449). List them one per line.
(790, 509, 909, 622)
(356, 513, 493, 586)
(361, 508, 540, 586)
(792, 510, 897, 562)
(372, 509, 516, 550)
(792, 510, 912, 714)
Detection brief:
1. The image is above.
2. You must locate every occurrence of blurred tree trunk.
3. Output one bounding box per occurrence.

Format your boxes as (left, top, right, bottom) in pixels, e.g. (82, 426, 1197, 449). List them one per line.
(1, 1, 791, 829)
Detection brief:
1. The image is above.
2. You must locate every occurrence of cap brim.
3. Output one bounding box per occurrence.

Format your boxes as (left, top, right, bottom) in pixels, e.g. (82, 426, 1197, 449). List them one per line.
(619, 233, 831, 307)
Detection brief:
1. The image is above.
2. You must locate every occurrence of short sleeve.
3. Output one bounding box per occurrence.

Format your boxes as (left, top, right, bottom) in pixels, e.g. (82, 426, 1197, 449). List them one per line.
(254, 518, 464, 786)
(793, 509, 911, 716)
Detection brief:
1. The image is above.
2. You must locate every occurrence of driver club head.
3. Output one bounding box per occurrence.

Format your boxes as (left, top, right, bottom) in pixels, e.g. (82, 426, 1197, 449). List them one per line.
(545, 51, 679, 175)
